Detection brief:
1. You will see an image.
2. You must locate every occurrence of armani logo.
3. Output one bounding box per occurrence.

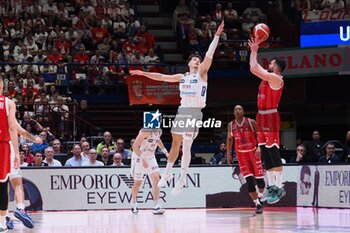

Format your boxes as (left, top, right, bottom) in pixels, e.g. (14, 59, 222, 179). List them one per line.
(119, 174, 134, 189)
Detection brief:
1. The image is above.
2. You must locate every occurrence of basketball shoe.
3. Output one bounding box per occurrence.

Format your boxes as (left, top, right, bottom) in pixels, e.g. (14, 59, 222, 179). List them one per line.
(267, 186, 286, 204)
(152, 205, 165, 215)
(14, 208, 34, 229)
(260, 185, 274, 202)
(5, 217, 13, 230)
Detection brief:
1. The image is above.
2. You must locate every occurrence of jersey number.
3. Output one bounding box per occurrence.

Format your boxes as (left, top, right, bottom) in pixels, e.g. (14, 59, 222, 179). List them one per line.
(201, 86, 206, 96)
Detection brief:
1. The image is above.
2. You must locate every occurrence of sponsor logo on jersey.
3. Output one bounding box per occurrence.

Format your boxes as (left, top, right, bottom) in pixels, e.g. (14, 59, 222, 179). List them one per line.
(190, 79, 198, 83)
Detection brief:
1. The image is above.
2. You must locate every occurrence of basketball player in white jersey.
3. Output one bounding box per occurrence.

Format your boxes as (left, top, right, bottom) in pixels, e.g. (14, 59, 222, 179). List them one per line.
(130, 21, 224, 196)
(130, 128, 168, 214)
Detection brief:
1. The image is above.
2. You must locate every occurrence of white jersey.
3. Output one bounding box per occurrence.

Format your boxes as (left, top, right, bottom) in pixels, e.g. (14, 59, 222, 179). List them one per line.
(139, 128, 162, 157)
(179, 72, 207, 108)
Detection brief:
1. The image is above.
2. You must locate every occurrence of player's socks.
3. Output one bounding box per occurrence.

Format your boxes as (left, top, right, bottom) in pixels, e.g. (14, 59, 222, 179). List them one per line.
(267, 171, 275, 186)
(274, 171, 283, 189)
(158, 162, 174, 187)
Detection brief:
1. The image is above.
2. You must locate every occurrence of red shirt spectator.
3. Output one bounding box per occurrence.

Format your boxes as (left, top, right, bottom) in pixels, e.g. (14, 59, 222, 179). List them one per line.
(55, 36, 71, 56)
(135, 25, 155, 48)
(48, 49, 63, 63)
(74, 48, 90, 63)
(3, 13, 17, 29)
(91, 22, 110, 44)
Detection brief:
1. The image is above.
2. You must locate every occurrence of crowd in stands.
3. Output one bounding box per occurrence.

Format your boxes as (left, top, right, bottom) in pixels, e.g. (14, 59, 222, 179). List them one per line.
(173, 1, 286, 60)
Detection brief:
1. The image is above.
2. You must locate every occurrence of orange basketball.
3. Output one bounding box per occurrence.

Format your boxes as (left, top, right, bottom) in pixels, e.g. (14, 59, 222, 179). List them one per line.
(253, 23, 270, 42)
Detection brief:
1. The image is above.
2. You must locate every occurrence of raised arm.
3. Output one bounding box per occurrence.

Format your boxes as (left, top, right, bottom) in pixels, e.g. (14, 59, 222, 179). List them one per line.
(8, 99, 20, 168)
(157, 139, 169, 157)
(248, 37, 283, 88)
(226, 122, 233, 165)
(130, 70, 182, 83)
(132, 130, 150, 157)
(199, 21, 224, 80)
(16, 122, 43, 144)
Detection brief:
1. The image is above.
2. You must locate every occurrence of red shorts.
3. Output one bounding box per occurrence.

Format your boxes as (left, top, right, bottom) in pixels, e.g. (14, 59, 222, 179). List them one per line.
(236, 149, 264, 178)
(256, 111, 280, 148)
(0, 142, 11, 182)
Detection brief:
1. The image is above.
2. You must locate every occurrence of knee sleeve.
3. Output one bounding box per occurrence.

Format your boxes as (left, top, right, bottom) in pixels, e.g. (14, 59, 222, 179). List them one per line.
(0, 180, 9, 211)
(245, 176, 256, 193)
(256, 178, 265, 190)
(260, 145, 273, 170)
(268, 146, 282, 168)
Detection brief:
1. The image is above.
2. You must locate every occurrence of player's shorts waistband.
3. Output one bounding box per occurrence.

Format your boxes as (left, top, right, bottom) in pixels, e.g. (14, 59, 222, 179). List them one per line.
(258, 109, 277, 114)
(237, 148, 257, 153)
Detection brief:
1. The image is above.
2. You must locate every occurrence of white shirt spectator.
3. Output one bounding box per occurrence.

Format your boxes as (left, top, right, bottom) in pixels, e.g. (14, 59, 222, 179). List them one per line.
(42, 3, 58, 14)
(34, 54, 47, 62)
(82, 160, 104, 166)
(43, 158, 62, 167)
(52, 104, 69, 120)
(81, 5, 95, 15)
(144, 54, 159, 64)
(110, 162, 125, 166)
(331, 0, 345, 10)
(113, 21, 126, 31)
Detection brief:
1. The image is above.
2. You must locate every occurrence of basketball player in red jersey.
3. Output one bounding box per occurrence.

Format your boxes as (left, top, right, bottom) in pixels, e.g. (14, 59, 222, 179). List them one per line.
(227, 105, 265, 214)
(0, 76, 20, 232)
(248, 37, 286, 204)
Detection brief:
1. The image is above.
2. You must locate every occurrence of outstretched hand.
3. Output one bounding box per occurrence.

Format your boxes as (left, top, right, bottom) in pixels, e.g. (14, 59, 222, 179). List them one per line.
(248, 37, 262, 53)
(129, 70, 144, 76)
(215, 21, 224, 36)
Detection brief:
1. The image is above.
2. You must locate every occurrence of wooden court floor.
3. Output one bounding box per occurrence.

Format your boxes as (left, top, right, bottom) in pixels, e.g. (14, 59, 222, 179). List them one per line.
(8, 207, 350, 233)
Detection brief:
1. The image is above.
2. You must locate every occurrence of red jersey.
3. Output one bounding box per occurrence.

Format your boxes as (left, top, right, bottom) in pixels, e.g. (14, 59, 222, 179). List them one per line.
(0, 96, 10, 142)
(257, 80, 283, 110)
(231, 117, 256, 152)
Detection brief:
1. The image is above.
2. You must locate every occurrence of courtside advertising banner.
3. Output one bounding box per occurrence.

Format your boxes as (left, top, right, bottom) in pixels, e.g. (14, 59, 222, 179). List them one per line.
(127, 75, 180, 105)
(297, 165, 350, 208)
(302, 9, 349, 22)
(258, 46, 350, 77)
(18, 166, 298, 211)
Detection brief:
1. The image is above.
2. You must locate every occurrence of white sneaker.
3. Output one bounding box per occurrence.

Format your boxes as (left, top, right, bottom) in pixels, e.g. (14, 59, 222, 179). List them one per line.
(171, 180, 185, 196)
(157, 173, 174, 188)
(152, 205, 165, 215)
(131, 203, 138, 214)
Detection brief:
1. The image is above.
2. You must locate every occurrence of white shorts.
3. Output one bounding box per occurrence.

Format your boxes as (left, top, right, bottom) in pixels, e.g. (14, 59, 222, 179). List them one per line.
(10, 142, 22, 180)
(131, 152, 159, 181)
(170, 108, 203, 140)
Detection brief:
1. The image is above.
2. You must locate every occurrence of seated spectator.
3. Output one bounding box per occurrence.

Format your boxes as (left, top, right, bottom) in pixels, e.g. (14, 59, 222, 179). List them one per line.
(106, 1, 121, 21)
(224, 2, 240, 29)
(135, 25, 155, 49)
(110, 153, 125, 166)
(331, 0, 345, 10)
(21, 113, 44, 134)
(205, 15, 217, 36)
(212, 3, 224, 24)
(21, 143, 34, 164)
(127, 14, 140, 37)
(289, 144, 309, 163)
(52, 139, 63, 155)
(19, 150, 28, 167)
(52, 96, 69, 133)
(121, 1, 135, 21)
(28, 152, 48, 167)
(243, 1, 265, 24)
(54, 33, 71, 61)
(144, 48, 159, 64)
(91, 21, 110, 45)
(80, 141, 90, 160)
(65, 144, 87, 166)
(209, 142, 227, 164)
(116, 138, 132, 159)
(318, 142, 342, 164)
(305, 130, 324, 162)
(82, 149, 104, 166)
(97, 147, 113, 165)
(74, 47, 90, 64)
(31, 131, 49, 153)
(112, 14, 127, 38)
(96, 131, 117, 154)
(43, 146, 62, 166)
(173, 0, 190, 29)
